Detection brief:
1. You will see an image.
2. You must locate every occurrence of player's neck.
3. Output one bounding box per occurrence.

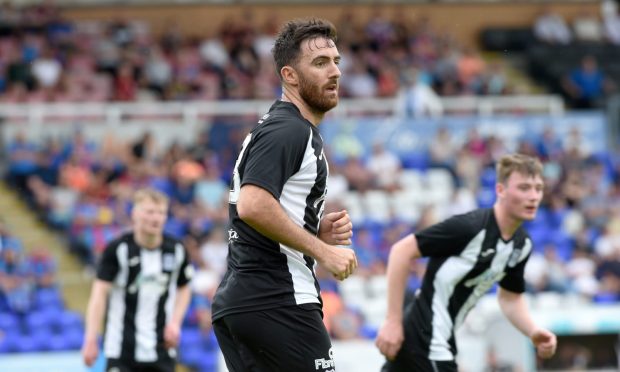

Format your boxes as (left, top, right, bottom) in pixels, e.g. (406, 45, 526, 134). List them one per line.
(281, 89, 324, 126)
(134, 231, 162, 249)
(493, 204, 522, 241)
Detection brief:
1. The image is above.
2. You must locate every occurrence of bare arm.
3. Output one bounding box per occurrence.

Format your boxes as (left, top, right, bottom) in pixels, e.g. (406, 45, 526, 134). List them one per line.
(164, 284, 192, 349)
(237, 184, 356, 280)
(384, 234, 421, 323)
(84, 280, 111, 342)
(170, 285, 191, 328)
(375, 234, 421, 359)
(498, 287, 557, 359)
(82, 279, 112, 366)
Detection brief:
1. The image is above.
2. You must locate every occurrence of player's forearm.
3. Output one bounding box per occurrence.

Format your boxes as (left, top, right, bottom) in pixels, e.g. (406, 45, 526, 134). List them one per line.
(498, 288, 537, 338)
(237, 185, 329, 261)
(84, 282, 109, 341)
(170, 285, 191, 327)
(385, 238, 417, 322)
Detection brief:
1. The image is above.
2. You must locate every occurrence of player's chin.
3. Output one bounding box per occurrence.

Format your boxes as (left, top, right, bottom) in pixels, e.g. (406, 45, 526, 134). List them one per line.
(522, 209, 538, 220)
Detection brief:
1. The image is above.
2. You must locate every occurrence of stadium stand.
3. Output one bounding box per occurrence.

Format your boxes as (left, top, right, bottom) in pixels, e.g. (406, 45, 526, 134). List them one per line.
(1, 1, 620, 371)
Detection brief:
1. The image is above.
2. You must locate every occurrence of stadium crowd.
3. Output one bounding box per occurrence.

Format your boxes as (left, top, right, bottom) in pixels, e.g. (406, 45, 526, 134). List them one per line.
(1, 4, 620, 371)
(1, 2, 515, 108)
(5, 119, 620, 344)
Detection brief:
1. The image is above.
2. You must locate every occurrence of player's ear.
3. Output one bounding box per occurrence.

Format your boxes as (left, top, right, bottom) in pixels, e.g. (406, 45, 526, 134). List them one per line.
(496, 182, 505, 198)
(281, 65, 298, 86)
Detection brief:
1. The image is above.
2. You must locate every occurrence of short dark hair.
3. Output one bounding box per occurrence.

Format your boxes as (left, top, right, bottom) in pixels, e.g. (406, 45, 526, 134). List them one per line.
(272, 18, 337, 80)
(496, 153, 543, 184)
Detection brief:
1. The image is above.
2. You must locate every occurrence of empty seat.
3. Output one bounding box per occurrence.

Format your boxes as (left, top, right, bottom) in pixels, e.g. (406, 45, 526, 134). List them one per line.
(362, 191, 392, 224)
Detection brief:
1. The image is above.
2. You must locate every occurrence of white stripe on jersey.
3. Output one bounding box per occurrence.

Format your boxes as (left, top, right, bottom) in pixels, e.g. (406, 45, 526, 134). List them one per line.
(104, 242, 128, 359)
(279, 127, 320, 305)
(429, 230, 485, 361)
(165, 243, 185, 324)
(454, 240, 513, 329)
(135, 249, 162, 362)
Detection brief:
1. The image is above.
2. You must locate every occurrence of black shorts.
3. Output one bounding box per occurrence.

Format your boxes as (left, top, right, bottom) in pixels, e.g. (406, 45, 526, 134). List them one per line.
(106, 357, 175, 372)
(213, 306, 334, 372)
(381, 355, 457, 372)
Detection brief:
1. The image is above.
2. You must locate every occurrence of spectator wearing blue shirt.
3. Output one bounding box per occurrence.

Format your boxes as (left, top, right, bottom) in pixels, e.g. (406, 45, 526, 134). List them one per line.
(562, 55, 615, 109)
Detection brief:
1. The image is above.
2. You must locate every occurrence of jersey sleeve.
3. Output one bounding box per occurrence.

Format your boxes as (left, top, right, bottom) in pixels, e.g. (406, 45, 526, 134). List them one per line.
(415, 213, 480, 257)
(96, 241, 119, 282)
(241, 121, 309, 199)
(499, 237, 532, 293)
(177, 243, 194, 287)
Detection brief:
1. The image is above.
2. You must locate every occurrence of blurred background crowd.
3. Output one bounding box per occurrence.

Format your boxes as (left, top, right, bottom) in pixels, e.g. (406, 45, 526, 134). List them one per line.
(2, 1, 620, 371)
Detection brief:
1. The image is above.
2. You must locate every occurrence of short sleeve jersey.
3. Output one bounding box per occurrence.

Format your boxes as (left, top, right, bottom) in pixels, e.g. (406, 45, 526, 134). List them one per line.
(212, 100, 329, 321)
(406, 208, 533, 361)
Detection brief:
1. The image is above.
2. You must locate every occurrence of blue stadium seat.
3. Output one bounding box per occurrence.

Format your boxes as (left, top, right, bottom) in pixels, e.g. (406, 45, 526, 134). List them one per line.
(360, 325, 378, 340)
(180, 327, 203, 349)
(13, 334, 39, 353)
(196, 351, 219, 372)
(31, 329, 55, 351)
(33, 287, 64, 310)
(476, 187, 496, 208)
(62, 327, 84, 349)
(48, 333, 73, 351)
(479, 168, 496, 188)
(25, 308, 63, 333)
(401, 152, 429, 170)
(0, 312, 19, 332)
(179, 345, 204, 368)
(58, 310, 84, 330)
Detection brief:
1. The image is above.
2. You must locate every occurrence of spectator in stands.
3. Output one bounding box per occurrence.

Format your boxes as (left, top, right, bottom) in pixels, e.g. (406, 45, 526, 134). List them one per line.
(457, 47, 486, 93)
(561, 55, 615, 108)
(376, 154, 557, 371)
(343, 155, 375, 193)
(572, 9, 603, 43)
(533, 7, 572, 45)
(394, 67, 443, 118)
(429, 127, 458, 171)
(82, 188, 193, 371)
(603, 6, 620, 44)
(367, 142, 402, 192)
(0, 245, 33, 314)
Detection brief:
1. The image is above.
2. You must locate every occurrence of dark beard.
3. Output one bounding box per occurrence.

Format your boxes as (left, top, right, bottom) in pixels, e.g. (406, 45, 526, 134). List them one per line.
(298, 72, 338, 114)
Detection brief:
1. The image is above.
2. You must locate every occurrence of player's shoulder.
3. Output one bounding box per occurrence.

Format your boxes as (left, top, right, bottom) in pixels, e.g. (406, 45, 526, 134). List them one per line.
(447, 208, 491, 232)
(255, 101, 311, 137)
(162, 233, 184, 249)
(104, 231, 133, 252)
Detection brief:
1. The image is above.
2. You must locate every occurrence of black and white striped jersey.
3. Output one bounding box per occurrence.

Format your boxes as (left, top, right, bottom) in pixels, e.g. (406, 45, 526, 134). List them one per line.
(406, 208, 532, 361)
(212, 100, 328, 321)
(96, 232, 193, 362)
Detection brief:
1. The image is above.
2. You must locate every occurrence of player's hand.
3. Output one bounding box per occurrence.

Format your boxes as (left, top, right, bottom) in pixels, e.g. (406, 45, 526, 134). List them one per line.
(319, 245, 357, 281)
(164, 323, 181, 349)
(375, 318, 404, 360)
(319, 210, 353, 246)
(81, 337, 99, 367)
(531, 328, 557, 359)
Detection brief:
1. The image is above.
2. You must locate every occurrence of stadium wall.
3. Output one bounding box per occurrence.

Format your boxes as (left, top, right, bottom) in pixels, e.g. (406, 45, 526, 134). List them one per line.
(62, 2, 599, 47)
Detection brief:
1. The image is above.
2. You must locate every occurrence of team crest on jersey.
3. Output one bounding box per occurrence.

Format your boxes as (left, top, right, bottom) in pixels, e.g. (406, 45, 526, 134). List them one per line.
(162, 253, 176, 271)
(507, 248, 522, 267)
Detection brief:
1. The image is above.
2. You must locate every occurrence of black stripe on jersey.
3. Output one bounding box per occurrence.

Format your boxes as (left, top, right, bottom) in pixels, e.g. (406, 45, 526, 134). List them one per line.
(302, 131, 327, 305)
(120, 242, 141, 360)
(156, 244, 175, 352)
(302, 134, 326, 235)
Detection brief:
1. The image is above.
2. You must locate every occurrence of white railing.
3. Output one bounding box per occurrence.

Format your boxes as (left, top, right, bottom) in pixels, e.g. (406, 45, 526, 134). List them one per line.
(0, 95, 565, 129)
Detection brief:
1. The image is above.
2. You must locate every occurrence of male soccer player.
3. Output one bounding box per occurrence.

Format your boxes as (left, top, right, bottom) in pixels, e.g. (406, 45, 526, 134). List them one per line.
(212, 18, 357, 372)
(376, 154, 557, 372)
(82, 188, 193, 372)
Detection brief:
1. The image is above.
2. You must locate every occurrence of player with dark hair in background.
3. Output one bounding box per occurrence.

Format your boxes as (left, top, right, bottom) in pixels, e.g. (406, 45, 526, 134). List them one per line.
(212, 18, 357, 372)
